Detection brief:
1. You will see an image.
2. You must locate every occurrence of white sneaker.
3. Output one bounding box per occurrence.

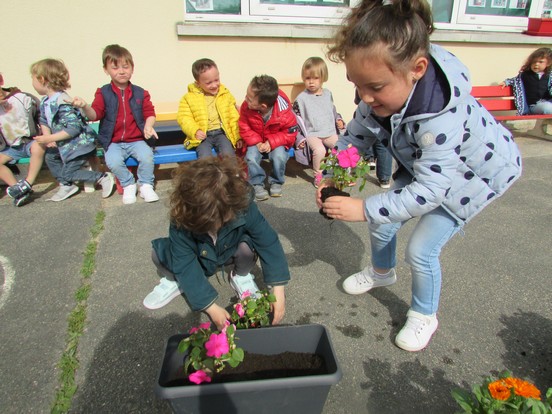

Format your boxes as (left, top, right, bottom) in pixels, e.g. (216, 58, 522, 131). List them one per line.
(48, 184, 79, 202)
(143, 277, 181, 310)
(342, 266, 396, 295)
(395, 309, 439, 352)
(140, 184, 159, 203)
(122, 183, 137, 204)
(84, 182, 96, 193)
(229, 272, 260, 299)
(98, 173, 115, 198)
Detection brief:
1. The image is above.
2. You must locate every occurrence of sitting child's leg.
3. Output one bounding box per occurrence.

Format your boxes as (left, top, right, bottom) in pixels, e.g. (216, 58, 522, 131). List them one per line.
(228, 242, 260, 299)
(212, 132, 235, 156)
(105, 143, 138, 204)
(267, 146, 289, 197)
(128, 141, 159, 203)
(143, 249, 181, 310)
(62, 152, 115, 199)
(3, 141, 45, 206)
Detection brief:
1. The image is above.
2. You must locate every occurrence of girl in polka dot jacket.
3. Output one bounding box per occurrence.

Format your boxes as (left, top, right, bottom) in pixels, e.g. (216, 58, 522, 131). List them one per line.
(318, 0, 522, 352)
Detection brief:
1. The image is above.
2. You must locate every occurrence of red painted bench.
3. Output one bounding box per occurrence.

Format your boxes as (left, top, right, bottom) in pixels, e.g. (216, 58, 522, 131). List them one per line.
(471, 85, 552, 121)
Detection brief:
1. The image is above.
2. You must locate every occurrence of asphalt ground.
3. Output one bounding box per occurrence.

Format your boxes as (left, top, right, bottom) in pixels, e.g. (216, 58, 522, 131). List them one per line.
(0, 135, 551, 413)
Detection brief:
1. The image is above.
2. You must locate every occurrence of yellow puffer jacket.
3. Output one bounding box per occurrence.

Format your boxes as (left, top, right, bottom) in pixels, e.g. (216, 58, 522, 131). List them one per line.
(177, 83, 240, 150)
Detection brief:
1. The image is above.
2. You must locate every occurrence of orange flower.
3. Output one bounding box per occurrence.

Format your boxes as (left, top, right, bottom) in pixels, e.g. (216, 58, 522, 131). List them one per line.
(489, 380, 511, 401)
(503, 377, 541, 400)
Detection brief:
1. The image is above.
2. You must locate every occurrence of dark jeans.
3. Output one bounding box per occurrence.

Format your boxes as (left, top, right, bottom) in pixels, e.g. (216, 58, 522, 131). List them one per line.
(196, 129, 235, 158)
(45, 149, 102, 186)
(365, 140, 392, 181)
(151, 241, 257, 281)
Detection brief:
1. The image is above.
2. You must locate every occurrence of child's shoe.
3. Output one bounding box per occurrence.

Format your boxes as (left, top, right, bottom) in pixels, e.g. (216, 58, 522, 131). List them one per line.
(139, 184, 159, 203)
(13, 191, 32, 207)
(269, 183, 282, 197)
(122, 183, 137, 204)
(229, 271, 260, 299)
(395, 309, 438, 352)
(84, 182, 96, 193)
(342, 266, 396, 295)
(379, 179, 391, 189)
(367, 156, 376, 169)
(97, 173, 115, 198)
(143, 277, 181, 309)
(253, 185, 269, 201)
(49, 184, 79, 202)
(6, 179, 32, 199)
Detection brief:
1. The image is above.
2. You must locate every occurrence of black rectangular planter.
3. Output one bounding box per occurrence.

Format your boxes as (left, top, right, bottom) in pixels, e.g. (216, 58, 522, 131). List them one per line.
(155, 324, 342, 414)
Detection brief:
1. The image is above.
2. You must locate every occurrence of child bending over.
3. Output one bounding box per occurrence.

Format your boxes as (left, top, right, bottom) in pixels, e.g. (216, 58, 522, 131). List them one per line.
(319, 0, 521, 352)
(143, 155, 289, 330)
(30, 59, 115, 202)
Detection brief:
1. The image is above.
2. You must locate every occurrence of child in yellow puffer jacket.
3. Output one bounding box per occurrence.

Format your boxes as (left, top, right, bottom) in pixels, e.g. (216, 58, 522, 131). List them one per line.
(177, 58, 242, 158)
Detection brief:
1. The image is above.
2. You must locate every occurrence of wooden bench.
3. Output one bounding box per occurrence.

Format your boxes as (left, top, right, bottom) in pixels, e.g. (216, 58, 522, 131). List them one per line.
(471, 85, 552, 121)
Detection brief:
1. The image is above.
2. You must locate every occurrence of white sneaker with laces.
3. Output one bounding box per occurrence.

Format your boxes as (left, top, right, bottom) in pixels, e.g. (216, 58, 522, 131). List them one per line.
(49, 184, 79, 202)
(229, 272, 260, 299)
(98, 173, 115, 198)
(143, 277, 181, 310)
(342, 266, 396, 295)
(140, 184, 159, 202)
(395, 309, 438, 352)
(122, 183, 137, 204)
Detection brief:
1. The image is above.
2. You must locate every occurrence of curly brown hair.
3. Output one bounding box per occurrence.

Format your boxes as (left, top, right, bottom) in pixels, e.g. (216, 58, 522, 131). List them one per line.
(170, 156, 250, 234)
(520, 47, 552, 74)
(30, 59, 71, 91)
(326, 0, 433, 72)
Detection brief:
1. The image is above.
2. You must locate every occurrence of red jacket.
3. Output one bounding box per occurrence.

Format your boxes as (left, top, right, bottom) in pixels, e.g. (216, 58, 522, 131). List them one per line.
(239, 90, 298, 150)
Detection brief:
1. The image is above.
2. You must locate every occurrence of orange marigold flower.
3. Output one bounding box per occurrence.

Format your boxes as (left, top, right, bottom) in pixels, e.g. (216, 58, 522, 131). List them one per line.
(503, 377, 541, 400)
(489, 380, 511, 401)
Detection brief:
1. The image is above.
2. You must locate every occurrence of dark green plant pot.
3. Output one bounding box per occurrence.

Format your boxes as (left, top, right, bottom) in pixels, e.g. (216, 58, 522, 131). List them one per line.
(155, 324, 342, 414)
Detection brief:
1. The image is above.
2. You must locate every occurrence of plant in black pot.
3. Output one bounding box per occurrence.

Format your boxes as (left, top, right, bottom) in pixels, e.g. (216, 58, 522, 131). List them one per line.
(319, 145, 370, 219)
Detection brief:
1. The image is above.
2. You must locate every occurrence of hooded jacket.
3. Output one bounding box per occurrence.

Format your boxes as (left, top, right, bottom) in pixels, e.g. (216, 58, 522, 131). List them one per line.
(340, 44, 522, 226)
(177, 83, 241, 150)
(239, 90, 298, 150)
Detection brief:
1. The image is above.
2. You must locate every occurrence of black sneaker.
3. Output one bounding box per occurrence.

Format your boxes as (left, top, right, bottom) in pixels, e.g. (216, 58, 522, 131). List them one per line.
(13, 191, 32, 207)
(7, 179, 32, 199)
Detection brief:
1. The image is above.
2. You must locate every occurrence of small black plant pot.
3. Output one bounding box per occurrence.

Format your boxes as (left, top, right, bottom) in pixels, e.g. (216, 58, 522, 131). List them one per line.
(155, 324, 342, 414)
(319, 187, 350, 219)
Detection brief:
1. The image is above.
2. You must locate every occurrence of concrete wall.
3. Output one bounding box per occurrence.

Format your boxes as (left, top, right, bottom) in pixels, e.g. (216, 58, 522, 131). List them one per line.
(2, 0, 542, 122)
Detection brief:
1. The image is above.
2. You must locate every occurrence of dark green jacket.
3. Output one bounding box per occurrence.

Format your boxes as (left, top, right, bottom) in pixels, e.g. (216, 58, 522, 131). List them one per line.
(152, 199, 290, 311)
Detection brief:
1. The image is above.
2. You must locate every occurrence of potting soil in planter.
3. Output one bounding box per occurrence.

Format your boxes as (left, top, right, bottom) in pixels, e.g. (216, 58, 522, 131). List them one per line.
(163, 351, 327, 386)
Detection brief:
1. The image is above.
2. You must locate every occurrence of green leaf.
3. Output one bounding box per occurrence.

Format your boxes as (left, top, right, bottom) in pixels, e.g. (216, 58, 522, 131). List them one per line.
(232, 347, 244, 362)
(178, 340, 191, 353)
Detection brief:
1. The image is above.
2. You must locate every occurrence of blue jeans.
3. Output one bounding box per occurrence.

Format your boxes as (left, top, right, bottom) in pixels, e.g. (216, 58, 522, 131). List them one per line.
(196, 130, 235, 158)
(45, 149, 103, 185)
(365, 140, 392, 181)
(245, 145, 289, 186)
(529, 99, 552, 115)
(369, 206, 461, 315)
(105, 141, 154, 187)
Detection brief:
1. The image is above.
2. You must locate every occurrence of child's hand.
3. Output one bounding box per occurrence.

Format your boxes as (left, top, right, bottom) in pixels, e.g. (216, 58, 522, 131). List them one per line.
(270, 285, 286, 325)
(499, 81, 506, 88)
(205, 303, 230, 331)
(195, 130, 206, 140)
(34, 135, 53, 144)
(257, 142, 271, 153)
(70, 96, 88, 108)
(322, 196, 367, 222)
(336, 119, 345, 130)
(144, 126, 158, 139)
(46, 142, 58, 148)
(316, 179, 335, 208)
(235, 139, 243, 149)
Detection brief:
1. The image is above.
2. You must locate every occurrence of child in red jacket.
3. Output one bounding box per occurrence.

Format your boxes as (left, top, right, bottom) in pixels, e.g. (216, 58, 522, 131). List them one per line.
(239, 75, 298, 201)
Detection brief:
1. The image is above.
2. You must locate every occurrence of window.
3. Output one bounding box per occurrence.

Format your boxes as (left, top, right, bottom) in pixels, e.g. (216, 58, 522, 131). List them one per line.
(183, 0, 550, 32)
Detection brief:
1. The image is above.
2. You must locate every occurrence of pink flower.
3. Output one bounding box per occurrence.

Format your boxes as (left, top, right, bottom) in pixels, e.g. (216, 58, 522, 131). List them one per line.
(336, 146, 360, 168)
(199, 322, 212, 330)
(205, 332, 230, 358)
(189, 370, 212, 384)
(235, 303, 245, 318)
(188, 327, 199, 334)
(241, 290, 251, 299)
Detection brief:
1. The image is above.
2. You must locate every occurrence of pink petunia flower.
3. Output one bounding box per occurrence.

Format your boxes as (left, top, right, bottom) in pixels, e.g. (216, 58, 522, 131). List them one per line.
(336, 146, 360, 168)
(235, 303, 245, 318)
(189, 370, 212, 384)
(188, 327, 199, 334)
(199, 322, 212, 330)
(241, 290, 251, 299)
(205, 332, 230, 358)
